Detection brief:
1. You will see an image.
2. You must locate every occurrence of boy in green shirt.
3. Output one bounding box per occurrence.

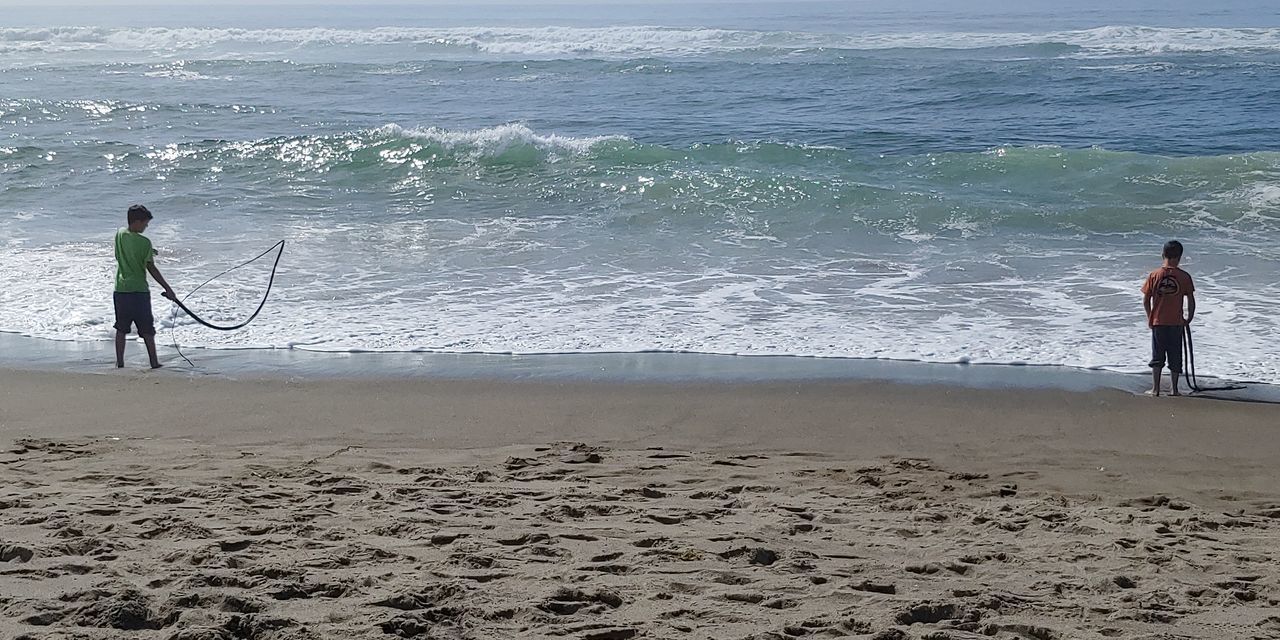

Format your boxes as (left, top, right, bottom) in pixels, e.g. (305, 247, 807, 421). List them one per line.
(114, 204, 176, 369)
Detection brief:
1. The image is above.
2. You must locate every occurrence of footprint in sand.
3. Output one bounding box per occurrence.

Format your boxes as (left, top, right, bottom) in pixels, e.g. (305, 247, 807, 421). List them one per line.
(893, 601, 983, 626)
(370, 582, 466, 611)
(718, 547, 779, 566)
(851, 580, 896, 594)
(1, 544, 35, 563)
(538, 586, 623, 615)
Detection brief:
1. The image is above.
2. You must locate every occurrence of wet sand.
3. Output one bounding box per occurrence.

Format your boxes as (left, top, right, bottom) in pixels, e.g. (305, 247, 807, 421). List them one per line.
(1, 368, 1278, 639)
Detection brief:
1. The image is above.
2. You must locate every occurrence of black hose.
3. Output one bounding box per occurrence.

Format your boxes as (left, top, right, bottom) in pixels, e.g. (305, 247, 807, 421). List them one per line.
(166, 240, 285, 366)
(1182, 323, 1246, 393)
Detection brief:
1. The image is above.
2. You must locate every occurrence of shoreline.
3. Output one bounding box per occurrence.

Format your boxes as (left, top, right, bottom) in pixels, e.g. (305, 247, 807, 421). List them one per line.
(3, 332, 1277, 403)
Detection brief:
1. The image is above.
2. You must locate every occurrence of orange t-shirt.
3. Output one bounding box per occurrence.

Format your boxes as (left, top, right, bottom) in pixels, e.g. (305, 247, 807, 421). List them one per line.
(1142, 266, 1194, 327)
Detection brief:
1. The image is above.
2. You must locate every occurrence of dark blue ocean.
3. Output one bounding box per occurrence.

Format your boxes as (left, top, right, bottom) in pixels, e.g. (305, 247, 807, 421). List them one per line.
(2, 1, 1278, 382)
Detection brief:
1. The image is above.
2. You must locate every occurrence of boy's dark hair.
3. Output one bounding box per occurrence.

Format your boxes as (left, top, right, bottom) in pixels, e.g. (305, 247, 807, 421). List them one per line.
(127, 206, 153, 226)
(1162, 240, 1184, 260)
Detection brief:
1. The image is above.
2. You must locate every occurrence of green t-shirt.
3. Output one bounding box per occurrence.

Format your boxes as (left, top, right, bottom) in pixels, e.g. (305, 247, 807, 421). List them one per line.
(114, 228, 155, 293)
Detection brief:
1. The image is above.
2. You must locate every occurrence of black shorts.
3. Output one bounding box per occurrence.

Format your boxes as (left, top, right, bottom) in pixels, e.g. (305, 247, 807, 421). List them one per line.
(113, 292, 155, 337)
(1149, 325, 1184, 372)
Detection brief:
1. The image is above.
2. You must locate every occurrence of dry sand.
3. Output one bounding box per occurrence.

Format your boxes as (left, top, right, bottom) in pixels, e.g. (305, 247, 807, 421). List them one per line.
(1, 368, 1278, 639)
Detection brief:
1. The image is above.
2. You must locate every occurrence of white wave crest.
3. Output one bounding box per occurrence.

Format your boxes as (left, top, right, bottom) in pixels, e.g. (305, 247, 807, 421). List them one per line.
(0, 25, 773, 57)
(3, 25, 1280, 59)
(376, 123, 631, 156)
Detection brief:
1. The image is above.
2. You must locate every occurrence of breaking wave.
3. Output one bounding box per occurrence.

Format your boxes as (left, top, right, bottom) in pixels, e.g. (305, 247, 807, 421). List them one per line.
(4, 25, 1280, 60)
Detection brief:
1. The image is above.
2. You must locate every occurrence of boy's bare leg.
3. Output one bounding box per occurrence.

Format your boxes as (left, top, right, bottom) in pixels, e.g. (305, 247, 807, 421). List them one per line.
(142, 335, 163, 369)
(115, 331, 126, 368)
(1150, 367, 1161, 396)
(1170, 371, 1181, 397)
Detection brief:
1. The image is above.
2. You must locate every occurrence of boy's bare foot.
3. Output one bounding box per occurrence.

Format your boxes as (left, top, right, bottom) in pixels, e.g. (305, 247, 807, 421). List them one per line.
(150, 362, 163, 369)
(116, 363, 124, 369)
(1171, 390, 1181, 397)
(1144, 389, 1159, 397)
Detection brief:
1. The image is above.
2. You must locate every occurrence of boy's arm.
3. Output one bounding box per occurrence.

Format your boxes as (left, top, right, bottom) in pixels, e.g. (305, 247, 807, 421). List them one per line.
(146, 261, 177, 300)
(1186, 292, 1195, 325)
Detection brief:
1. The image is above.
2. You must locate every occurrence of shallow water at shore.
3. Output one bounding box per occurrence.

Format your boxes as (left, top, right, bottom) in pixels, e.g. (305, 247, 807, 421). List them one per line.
(7, 332, 1280, 407)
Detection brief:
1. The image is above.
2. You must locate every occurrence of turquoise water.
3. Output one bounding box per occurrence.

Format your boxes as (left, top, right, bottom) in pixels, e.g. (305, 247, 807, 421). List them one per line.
(1, 2, 1278, 382)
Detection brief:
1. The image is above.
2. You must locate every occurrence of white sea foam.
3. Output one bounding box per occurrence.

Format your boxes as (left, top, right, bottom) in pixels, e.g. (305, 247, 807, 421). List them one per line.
(1246, 183, 1280, 209)
(142, 63, 233, 81)
(2, 241, 1276, 385)
(1078, 62, 1178, 72)
(3, 25, 1280, 60)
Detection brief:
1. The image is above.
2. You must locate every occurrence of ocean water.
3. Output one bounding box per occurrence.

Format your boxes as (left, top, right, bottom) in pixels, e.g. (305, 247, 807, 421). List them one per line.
(2, 1, 1278, 383)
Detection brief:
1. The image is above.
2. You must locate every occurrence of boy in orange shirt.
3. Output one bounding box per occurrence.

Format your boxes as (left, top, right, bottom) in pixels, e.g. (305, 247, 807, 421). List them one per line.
(1141, 240, 1196, 396)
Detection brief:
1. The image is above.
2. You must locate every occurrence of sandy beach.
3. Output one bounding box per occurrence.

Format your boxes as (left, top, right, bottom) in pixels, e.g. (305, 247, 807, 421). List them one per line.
(1, 368, 1278, 639)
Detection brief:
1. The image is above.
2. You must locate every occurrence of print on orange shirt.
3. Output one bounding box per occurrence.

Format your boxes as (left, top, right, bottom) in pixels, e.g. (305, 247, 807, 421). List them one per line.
(1142, 267, 1194, 327)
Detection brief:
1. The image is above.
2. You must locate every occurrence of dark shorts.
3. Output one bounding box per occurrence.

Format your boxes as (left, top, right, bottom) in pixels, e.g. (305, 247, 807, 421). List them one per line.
(1149, 325, 1184, 372)
(113, 292, 155, 337)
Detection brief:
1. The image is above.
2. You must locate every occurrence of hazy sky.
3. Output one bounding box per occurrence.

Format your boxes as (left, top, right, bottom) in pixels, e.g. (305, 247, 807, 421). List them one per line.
(0, 0, 729, 5)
